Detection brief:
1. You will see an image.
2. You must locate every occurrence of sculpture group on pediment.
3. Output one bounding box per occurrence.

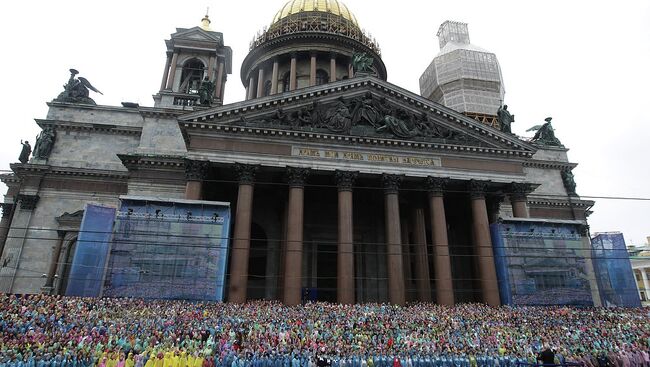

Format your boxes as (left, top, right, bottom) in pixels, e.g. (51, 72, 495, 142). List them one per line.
(325, 97, 353, 134)
(237, 93, 482, 145)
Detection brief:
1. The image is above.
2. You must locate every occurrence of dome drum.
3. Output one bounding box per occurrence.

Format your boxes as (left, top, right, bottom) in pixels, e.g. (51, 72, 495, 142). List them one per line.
(241, 0, 386, 100)
(251, 11, 380, 56)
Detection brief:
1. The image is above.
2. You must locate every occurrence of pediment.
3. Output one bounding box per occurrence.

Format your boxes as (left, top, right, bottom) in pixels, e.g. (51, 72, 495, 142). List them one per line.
(179, 77, 536, 157)
(171, 27, 222, 44)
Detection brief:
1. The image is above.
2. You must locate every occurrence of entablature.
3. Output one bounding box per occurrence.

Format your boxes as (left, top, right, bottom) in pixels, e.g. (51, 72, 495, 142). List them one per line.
(35, 119, 141, 136)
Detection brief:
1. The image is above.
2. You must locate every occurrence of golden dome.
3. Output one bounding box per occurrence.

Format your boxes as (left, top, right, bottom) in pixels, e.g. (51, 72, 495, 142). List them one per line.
(271, 0, 359, 27)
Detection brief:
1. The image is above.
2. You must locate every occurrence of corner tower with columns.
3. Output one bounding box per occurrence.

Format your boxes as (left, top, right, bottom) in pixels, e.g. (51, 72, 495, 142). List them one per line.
(154, 14, 233, 108)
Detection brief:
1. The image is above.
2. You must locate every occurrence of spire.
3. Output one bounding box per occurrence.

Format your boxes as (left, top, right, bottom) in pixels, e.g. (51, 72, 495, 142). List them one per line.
(200, 8, 212, 31)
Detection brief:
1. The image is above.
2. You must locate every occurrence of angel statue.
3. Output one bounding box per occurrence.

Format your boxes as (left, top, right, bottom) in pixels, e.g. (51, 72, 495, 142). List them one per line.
(526, 117, 563, 146)
(352, 53, 374, 75)
(54, 69, 103, 105)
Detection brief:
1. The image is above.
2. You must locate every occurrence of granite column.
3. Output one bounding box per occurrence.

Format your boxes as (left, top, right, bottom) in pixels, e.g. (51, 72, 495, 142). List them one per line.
(283, 167, 310, 305)
(228, 164, 259, 303)
(383, 174, 405, 305)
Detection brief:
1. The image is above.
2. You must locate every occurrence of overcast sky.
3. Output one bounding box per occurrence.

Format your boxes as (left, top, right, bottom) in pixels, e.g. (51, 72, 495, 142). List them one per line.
(0, 0, 648, 245)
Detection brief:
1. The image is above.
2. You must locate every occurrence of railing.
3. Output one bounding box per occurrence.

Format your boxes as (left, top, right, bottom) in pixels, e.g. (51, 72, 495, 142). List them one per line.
(173, 95, 199, 107)
(249, 12, 381, 55)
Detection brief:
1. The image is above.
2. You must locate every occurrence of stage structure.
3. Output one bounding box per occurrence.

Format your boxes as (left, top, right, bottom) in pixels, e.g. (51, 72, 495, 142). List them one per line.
(491, 219, 599, 306)
(65, 198, 231, 301)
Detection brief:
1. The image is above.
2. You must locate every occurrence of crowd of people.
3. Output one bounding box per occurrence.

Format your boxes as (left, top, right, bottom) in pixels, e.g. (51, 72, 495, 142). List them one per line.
(1, 294, 649, 367)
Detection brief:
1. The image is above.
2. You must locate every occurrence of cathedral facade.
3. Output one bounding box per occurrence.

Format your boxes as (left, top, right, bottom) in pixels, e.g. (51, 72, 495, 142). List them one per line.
(0, 0, 595, 306)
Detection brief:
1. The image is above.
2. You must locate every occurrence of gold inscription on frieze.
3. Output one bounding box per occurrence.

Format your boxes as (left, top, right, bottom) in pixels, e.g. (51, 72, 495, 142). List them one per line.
(298, 148, 320, 157)
(342, 152, 364, 160)
(400, 157, 434, 166)
(368, 154, 399, 163)
(293, 147, 439, 167)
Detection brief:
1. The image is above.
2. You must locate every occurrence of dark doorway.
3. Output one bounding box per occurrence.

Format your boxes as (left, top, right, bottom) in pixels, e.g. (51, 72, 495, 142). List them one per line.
(248, 223, 268, 299)
(444, 193, 481, 302)
(59, 238, 77, 295)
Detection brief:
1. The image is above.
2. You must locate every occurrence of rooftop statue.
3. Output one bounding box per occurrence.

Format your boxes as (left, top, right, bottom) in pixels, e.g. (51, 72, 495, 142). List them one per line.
(352, 53, 373, 75)
(526, 117, 563, 146)
(496, 105, 515, 134)
(54, 69, 103, 105)
(198, 77, 215, 106)
(18, 140, 31, 164)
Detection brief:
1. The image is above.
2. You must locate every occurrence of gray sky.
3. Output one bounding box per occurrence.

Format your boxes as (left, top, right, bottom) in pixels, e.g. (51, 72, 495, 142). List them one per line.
(1, 0, 648, 245)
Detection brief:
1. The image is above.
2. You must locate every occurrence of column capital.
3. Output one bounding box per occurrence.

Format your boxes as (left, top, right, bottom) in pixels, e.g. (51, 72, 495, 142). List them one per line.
(487, 194, 506, 219)
(509, 182, 534, 201)
(382, 174, 403, 194)
(184, 159, 210, 181)
(425, 176, 449, 196)
(234, 163, 259, 185)
(286, 167, 310, 188)
(0, 203, 14, 218)
(17, 194, 39, 211)
(468, 179, 490, 199)
(335, 170, 358, 191)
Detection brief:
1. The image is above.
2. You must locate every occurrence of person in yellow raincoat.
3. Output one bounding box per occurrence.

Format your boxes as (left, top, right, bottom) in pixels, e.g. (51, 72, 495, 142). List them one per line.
(126, 353, 135, 367)
(187, 352, 195, 367)
(155, 352, 165, 367)
(144, 353, 156, 367)
(107, 352, 119, 367)
(192, 352, 204, 367)
(178, 351, 188, 367)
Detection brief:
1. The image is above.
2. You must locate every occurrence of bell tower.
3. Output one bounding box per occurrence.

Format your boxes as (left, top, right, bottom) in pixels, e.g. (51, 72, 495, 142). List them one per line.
(154, 14, 233, 108)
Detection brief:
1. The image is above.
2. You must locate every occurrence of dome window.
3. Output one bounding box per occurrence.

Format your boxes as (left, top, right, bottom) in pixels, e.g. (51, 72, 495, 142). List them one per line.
(315, 69, 329, 86)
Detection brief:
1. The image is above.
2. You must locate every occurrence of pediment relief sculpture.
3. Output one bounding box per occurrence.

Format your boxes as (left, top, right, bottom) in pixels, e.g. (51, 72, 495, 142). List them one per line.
(236, 92, 484, 146)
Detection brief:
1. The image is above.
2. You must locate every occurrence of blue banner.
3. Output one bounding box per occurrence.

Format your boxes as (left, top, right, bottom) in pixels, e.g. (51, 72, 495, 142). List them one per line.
(103, 198, 231, 301)
(591, 233, 641, 307)
(490, 220, 595, 306)
(65, 204, 116, 297)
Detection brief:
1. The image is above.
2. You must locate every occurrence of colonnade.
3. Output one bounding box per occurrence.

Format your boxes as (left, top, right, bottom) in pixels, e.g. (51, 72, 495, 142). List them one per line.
(245, 52, 354, 100)
(183, 161, 533, 306)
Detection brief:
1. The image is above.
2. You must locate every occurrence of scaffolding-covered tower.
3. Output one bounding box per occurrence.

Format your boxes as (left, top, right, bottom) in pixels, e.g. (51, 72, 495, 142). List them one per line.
(419, 21, 505, 127)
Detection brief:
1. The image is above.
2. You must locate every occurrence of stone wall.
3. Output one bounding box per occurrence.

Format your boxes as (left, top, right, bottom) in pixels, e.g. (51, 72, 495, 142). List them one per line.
(0, 190, 119, 294)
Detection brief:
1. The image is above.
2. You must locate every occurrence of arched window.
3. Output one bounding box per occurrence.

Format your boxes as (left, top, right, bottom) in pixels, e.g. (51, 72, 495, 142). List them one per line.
(264, 80, 272, 96)
(315, 69, 329, 85)
(179, 58, 205, 94)
(282, 72, 291, 92)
